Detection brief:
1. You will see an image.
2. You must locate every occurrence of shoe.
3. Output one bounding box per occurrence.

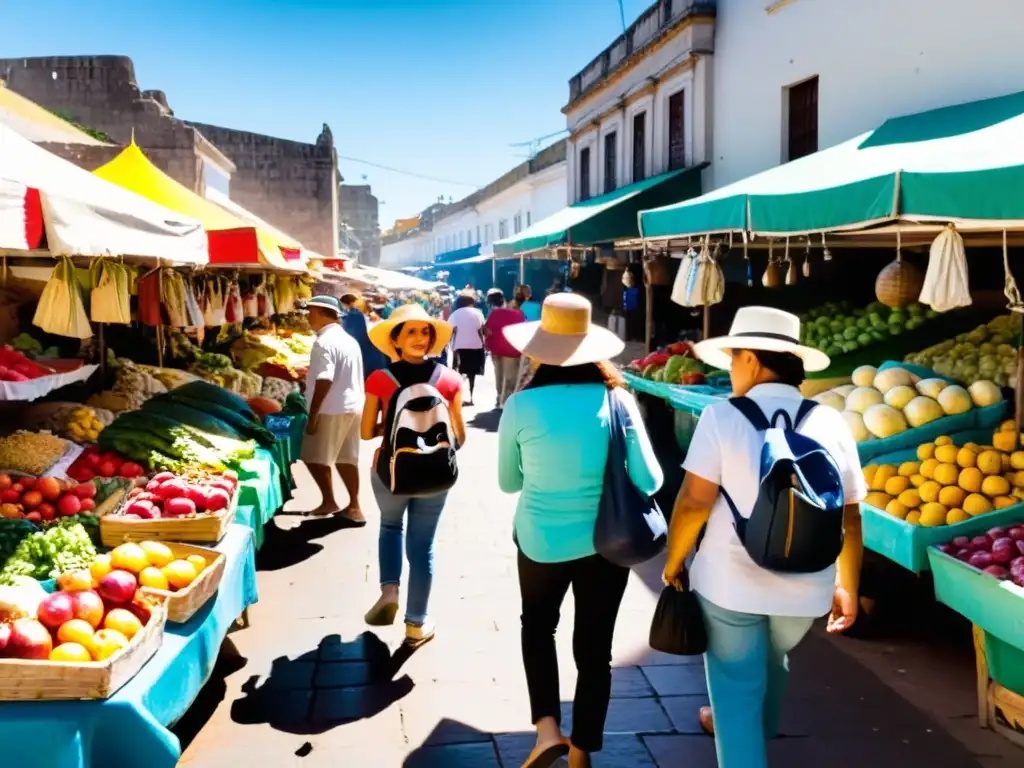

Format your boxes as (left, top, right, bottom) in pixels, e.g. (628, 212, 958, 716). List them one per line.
(364, 596, 399, 626)
(521, 739, 570, 768)
(698, 706, 714, 736)
(404, 622, 435, 648)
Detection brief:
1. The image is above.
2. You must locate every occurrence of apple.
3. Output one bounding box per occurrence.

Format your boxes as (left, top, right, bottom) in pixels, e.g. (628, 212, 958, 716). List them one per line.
(37, 592, 75, 630)
(7, 618, 53, 660)
(70, 590, 105, 629)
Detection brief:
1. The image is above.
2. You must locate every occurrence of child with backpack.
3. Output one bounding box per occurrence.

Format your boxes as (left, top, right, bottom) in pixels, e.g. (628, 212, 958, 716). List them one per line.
(361, 304, 466, 648)
(660, 307, 867, 768)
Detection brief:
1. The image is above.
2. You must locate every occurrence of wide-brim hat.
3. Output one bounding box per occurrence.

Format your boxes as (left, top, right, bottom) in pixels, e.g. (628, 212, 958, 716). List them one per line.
(693, 306, 830, 373)
(368, 303, 453, 361)
(504, 293, 624, 367)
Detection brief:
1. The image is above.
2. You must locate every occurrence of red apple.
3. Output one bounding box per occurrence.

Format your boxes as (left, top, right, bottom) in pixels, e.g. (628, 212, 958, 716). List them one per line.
(37, 592, 75, 630)
(70, 590, 105, 629)
(98, 571, 137, 605)
(7, 618, 53, 660)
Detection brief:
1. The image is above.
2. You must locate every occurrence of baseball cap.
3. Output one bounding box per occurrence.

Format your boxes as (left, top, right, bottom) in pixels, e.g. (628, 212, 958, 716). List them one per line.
(302, 295, 342, 315)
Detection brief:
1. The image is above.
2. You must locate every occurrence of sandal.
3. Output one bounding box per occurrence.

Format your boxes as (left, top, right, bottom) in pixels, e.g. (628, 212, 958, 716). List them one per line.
(364, 597, 399, 626)
(521, 740, 569, 768)
(404, 622, 435, 649)
(699, 706, 714, 736)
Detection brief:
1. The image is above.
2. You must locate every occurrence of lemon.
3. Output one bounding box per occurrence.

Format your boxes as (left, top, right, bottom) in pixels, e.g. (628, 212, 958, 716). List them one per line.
(1011, 452, 1024, 471)
(910, 474, 927, 488)
(1000, 419, 1016, 433)
(956, 447, 978, 469)
(885, 499, 909, 519)
(994, 496, 1018, 510)
(871, 465, 897, 491)
(139, 541, 174, 569)
(919, 503, 948, 527)
(958, 467, 983, 494)
(945, 508, 970, 524)
(139, 566, 169, 591)
(917, 443, 936, 461)
(906, 510, 922, 525)
(898, 461, 920, 478)
(920, 458, 940, 479)
(993, 430, 1017, 453)
(935, 435, 954, 448)
(1012, 471, 1024, 489)
(963, 493, 994, 516)
(884, 476, 910, 496)
(977, 451, 1003, 476)
(918, 481, 941, 504)
(933, 463, 959, 486)
(863, 465, 879, 489)
(982, 475, 1011, 498)
(864, 492, 892, 510)
(938, 486, 966, 508)
(934, 445, 959, 464)
(898, 489, 922, 508)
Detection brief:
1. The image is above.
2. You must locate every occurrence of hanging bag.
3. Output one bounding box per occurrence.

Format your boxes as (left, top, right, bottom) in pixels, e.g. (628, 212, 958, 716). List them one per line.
(649, 569, 707, 656)
(594, 389, 668, 567)
(918, 225, 971, 313)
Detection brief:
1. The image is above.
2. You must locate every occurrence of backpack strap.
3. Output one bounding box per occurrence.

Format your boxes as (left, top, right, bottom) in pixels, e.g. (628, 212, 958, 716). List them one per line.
(728, 397, 771, 431)
(375, 369, 402, 405)
(794, 399, 817, 428)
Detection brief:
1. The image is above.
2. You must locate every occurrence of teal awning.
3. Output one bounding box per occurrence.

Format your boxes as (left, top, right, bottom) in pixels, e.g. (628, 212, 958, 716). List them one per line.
(640, 89, 1024, 239)
(494, 166, 704, 256)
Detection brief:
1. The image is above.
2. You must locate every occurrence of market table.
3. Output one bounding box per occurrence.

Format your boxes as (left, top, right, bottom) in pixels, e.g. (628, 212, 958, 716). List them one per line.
(0, 523, 259, 768)
(236, 448, 284, 549)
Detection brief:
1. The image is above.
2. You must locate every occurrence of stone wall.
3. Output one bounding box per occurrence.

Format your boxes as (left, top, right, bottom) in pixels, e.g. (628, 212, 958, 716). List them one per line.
(188, 121, 339, 259)
(339, 184, 380, 265)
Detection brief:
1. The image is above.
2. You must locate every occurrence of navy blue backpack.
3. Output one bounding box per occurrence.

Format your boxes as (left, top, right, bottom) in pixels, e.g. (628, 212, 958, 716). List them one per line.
(720, 397, 846, 574)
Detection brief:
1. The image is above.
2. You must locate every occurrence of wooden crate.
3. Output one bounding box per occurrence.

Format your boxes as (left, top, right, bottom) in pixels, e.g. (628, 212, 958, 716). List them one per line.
(98, 489, 237, 547)
(139, 541, 226, 624)
(973, 625, 1024, 748)
(0, 603, 166, 701)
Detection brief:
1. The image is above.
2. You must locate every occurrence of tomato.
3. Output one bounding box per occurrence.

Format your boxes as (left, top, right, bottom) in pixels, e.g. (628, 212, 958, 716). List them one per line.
(18, 477, 35, 491)
(98, 462, 116, 478)
(20, 491, 42, 509)
(0, 474, 11, 491)
(0, 489, 19, 504)
(37, 503, 55, 521)
(85, 453, 102, 469)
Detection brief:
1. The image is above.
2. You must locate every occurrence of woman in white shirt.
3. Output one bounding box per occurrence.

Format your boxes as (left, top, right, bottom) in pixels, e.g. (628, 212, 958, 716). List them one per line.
(447, 291, 486, 405)
(662, 307, 866, 768)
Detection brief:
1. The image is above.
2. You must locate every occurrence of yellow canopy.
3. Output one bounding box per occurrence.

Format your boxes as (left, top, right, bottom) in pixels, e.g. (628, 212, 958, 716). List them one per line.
(93, 141, 305, 271)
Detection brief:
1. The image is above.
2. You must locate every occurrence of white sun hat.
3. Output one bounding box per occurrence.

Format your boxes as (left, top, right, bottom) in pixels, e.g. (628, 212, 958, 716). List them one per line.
(693, 306, 831, 373)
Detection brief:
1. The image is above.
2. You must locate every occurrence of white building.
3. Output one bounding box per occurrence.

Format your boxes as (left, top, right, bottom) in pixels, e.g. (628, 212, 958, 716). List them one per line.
(564, 0, 1024, 202)
(380, 141, 567, 269)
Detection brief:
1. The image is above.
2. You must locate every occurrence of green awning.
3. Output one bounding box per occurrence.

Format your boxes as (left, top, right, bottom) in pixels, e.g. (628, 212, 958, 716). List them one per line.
(494, 165, 704, 256)
(640, 89, 1024, 239)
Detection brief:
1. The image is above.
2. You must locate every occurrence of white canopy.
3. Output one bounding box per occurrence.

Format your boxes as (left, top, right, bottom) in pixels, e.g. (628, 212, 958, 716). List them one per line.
(0, 123, 208, 263)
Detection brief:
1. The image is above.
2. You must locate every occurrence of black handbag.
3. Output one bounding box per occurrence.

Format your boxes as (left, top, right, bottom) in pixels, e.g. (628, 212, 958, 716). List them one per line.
(649, 570, 707, 656)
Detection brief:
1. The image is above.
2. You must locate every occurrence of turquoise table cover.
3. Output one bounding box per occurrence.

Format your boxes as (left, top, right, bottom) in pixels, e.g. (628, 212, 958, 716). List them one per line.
(0, 523, 259, 768)
(237, 449, 283, 547)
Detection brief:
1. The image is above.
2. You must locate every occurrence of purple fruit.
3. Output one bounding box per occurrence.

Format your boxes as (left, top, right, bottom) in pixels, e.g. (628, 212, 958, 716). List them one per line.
(936, 543, 953, 555)
(969, 551, 995, 569)
(1008, 527, 1024, 542)
(971, 535, 992, 551)
(988, 527, 1008, 539)
(1014, 574, 1024, 588)
(1011, 556, 1024, 571)
(953, 535, 971, 548)
(1016, 540, 1024, 556)
(955, 548, 973, 562)
(983, 565, 1010, 580)
(992, 538, 1016, 564)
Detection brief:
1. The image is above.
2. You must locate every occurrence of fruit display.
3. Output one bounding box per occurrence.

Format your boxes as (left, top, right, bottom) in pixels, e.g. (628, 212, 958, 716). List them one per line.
(626, 342, 707, 385)
(0, 564, 161, 662)
(109, 358, 168, 410)
(93, 541, 206, 594)
(63, 406, 107, 444)
(0, 431, 69, 476)
(260, 375, 300, 404)
(0, 347, 52, 382)
(862, 422, 1024, 527)
(0, 518, 98, 583)
(904, 315, 1020, 388)
(798, 300, 938, 357)
(231, 331, 314, 376)
(813, 365, 1002, 442)
(933, 525, 1024, 587)
(65, 447, 145, 483)
(21, 402, 116, 442)
(111, 469, 238, 521)
(0, 474, 101, 523)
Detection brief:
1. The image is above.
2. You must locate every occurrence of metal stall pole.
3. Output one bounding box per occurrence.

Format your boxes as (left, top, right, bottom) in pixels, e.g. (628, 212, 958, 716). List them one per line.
(491, 253, 496, 287)
(643, 242, 653, 353)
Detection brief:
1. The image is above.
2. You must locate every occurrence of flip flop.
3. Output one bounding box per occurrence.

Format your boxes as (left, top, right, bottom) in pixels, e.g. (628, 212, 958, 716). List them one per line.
(403, 624, 435, 649)
(364, 601, 399, 626)
(521, 741, 569, 768)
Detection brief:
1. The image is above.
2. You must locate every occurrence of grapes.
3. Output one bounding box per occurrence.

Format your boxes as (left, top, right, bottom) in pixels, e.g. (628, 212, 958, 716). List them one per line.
(0, 519, 97, 583)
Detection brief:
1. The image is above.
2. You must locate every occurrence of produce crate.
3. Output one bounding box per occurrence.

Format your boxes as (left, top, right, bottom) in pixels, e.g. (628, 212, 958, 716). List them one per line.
(862, 502, 1024, 573)
(138, 541, 226, 623)
(98, 490, 237, 547)
(0, 602, 166, 701)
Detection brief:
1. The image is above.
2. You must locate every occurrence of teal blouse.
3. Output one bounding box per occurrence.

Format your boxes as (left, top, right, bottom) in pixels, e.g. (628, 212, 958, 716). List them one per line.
(497, 383, 663, 563)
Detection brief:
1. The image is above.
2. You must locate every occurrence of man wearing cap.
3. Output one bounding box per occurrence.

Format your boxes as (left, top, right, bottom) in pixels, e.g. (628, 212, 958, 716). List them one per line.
(302, 295, 366, 523)
(341, 293, 388, 378)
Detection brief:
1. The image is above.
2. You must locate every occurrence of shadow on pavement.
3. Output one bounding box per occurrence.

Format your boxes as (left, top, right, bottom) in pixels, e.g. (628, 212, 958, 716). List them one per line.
(402, 720, 504, 767)
(255, 514, 360, 571)
(171, 637, 249, 752)
(468, 408, 501, 433)
(230, 631, 416, 737)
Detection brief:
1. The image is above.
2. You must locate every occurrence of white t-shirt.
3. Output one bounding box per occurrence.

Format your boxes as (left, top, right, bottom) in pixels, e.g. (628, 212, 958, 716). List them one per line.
(448, 306, 485, 350)
(305, 323, 365, 415)
(683, 382, 867, 618)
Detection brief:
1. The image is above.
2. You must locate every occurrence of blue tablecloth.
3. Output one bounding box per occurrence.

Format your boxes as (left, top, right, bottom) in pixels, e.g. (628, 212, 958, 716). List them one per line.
(0, 524, 259, 768)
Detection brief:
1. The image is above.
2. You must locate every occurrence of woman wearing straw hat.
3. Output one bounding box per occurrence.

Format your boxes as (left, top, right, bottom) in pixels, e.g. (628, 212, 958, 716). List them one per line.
(498, 293, 663, 768)
(660, 306, 866, 768)
(361, 303, 466, 648)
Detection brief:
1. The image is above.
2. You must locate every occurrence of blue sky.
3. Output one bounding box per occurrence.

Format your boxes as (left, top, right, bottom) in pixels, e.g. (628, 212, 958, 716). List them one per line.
(1, 0, 651, 227)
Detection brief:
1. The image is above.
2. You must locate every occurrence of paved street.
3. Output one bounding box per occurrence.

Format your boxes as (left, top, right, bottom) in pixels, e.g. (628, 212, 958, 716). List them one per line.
(177, 372, 1022, 767)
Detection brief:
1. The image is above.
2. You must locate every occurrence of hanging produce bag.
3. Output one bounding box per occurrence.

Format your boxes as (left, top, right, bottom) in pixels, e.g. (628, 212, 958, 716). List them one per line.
(225, 280, 243, 324)
(671, 243, 724, 307)
(242, 278, 259, 318)
(183, 276, 204, 328)
(670, 248, 697, 307)
(136, 270, 163, 326)
(33, 256, 93, 339)
(919, 225, 971, 312)
(203, 279, 226, 326)
(160, 270, 189, 327)
(89, 259, 131, 324)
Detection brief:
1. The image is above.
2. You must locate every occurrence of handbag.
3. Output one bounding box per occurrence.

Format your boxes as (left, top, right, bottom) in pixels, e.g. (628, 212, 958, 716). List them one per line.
(593, 390, 668, 567)
(649, 570, 707, 656)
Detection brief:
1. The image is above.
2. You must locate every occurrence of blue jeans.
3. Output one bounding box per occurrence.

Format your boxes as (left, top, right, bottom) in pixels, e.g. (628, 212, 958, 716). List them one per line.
(697, 593, 815, 768)
(371, 473, 447, 627)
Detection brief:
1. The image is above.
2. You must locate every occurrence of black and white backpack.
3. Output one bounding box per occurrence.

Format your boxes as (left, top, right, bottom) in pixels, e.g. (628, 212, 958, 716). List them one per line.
(720, 397, 846, 574)
(377, 366, 460, 497)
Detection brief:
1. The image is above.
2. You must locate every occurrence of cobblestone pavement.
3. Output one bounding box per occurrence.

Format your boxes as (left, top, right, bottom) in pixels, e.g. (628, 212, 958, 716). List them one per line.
(177, 371, 1021, 767)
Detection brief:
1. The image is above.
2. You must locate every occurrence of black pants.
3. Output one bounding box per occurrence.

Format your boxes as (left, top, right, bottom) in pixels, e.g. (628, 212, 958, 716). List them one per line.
(518, 549, 630, 753)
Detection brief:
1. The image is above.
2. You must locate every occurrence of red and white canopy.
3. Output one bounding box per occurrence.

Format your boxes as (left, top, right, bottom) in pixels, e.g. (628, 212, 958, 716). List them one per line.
(0, 123, 208, 264)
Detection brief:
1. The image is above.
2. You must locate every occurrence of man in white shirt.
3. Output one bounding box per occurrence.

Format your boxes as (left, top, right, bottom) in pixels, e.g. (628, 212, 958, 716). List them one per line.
(301, 295, 366, 524)
(447, 291, 486, 405)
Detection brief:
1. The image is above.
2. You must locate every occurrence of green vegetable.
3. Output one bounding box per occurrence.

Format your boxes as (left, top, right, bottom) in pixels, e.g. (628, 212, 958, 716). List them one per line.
(172, 381, 258, 422)
(0, 519, 98, 583)
(166, 393, 275, 447)
(10, 333, 43, 356)
(141, 397, 246, 440)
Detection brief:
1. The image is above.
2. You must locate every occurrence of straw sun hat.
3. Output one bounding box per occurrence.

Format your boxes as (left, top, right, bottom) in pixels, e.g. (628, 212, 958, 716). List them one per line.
(692, 306, 831, 373)
(368, 303, 453, 361)
(504, 293, 624, 366)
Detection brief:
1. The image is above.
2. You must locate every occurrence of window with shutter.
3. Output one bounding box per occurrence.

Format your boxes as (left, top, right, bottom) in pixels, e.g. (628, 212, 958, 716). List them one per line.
(579, 146, 591, 201)
(632, 112, 646, 182)
(603, 131, 617, 194)
(668, 91, 685, 171)
(787, 76, 819, 161)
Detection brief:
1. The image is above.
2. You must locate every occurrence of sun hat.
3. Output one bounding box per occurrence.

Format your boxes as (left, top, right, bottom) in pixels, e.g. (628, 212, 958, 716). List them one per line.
(504, 293, 624, 367)
(368, 303, 453, 361)
(692, 306, 830, 373)
(302, 295, 342, 316)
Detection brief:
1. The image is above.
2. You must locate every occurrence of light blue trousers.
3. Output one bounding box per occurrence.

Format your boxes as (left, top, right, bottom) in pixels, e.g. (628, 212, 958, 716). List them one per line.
(697, 593, 815, 768)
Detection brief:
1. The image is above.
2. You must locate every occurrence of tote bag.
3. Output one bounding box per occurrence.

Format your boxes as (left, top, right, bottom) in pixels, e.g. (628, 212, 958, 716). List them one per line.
(649, 571, 707, 656)
(594, 390, 668, 567)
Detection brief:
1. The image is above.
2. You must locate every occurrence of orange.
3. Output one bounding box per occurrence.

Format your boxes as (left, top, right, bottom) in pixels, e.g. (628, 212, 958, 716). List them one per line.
(138, 566, 169, 591)
(91, 629, 129, 661)
(110, 543, 149, 575)
(50, 642, 93, 663)
(57, 619, 95, 648)
(89, 554, 113, 583)
(161, 560, 198, 590)
(103, 608, 143, 640)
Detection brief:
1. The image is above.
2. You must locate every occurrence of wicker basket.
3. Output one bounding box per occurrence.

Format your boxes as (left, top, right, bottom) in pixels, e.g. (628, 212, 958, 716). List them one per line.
(98, 489, 237, 547)
(875, 258, 924, 308)
(644, 257, 673, 287)
(0, 602, 166, 701)
(139, 541, 226, 623)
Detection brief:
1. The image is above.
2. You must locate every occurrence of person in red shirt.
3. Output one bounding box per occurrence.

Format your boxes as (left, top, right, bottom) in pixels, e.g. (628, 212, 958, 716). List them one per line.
(484, 289, 526, 408)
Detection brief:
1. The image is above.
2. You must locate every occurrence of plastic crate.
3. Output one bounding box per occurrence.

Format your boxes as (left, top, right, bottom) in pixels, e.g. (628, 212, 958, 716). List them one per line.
(985, 632, 1024, 695)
